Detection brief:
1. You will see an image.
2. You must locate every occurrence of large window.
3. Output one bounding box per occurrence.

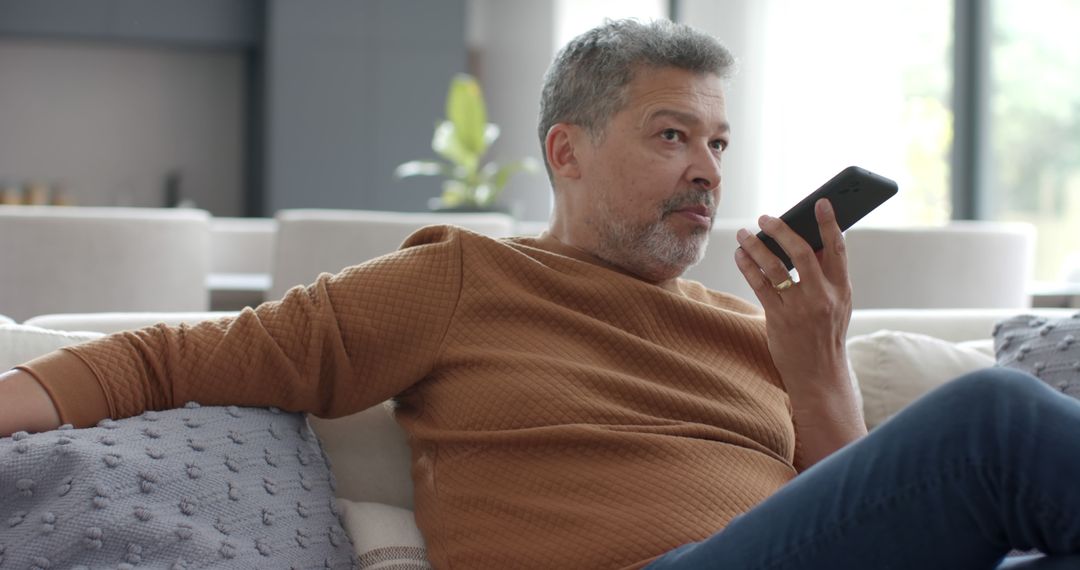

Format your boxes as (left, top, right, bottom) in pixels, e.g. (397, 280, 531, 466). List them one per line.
(987, 0, 1080, 281)
(677, 0, 955, 227)
(555, 0, 667, 48)
(684, 0, 1079, 282)
(756, 0, 954, 227)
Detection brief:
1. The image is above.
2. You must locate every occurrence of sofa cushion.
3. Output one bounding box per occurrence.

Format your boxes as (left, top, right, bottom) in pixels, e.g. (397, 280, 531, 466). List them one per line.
(308, 403, 414, 510)
(0, 403, 356, 568)
(994, 312, 1080, 397)
(337, 499, 431, 569)
(847, 330, 995, 429)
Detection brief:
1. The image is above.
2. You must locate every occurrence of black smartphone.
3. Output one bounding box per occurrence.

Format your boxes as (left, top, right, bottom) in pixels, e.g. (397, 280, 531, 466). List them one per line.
(756, 166, 898, 271)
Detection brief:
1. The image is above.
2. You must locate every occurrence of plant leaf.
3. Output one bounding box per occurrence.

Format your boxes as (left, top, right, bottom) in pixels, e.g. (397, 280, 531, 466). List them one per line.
(483, 124, 501, 146)
(394, 160, 452, 179)
(446, 74, 488, 158)
(474, 184, 495, 207)
(432, 121, 475, 171)
(487, 157, 541, 191)
(440, 179, 469, 207)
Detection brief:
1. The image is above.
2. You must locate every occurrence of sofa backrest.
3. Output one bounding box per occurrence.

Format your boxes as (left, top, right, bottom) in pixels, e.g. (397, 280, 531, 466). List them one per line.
(848, 307, 1075, 341)
(22, 311, 237, 334)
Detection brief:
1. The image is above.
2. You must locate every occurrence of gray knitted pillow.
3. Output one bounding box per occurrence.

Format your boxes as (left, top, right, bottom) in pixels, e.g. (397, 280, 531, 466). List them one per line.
(993, 312, 1080, 397)
(0, 404, 356, 569)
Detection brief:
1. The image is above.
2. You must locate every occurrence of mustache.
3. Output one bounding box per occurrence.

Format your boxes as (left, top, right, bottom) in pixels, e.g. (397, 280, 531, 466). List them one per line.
(661, 191, 715, 216)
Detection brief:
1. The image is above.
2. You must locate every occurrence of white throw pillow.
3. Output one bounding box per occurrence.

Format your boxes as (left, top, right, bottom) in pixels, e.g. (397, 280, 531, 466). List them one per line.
(336, 499, 432, 568)
(0, 323, 103, 371)
(847, 330, 995, 429)
(958, 338, 995, 359)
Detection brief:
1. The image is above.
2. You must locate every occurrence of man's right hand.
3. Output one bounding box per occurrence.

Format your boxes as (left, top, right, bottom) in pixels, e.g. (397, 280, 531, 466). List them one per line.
(0, 369, 62, 436)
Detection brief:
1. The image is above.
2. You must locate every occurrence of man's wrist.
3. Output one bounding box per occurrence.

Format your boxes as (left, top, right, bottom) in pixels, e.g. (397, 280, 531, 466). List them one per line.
(784, 365, 856, 402)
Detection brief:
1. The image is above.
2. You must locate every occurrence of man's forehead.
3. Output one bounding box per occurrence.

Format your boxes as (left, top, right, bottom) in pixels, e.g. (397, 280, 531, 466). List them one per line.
(624, 66, 724, 96)
(621, 69, 729, 130)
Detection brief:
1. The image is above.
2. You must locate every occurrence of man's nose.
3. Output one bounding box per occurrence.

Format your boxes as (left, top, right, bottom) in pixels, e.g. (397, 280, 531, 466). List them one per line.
(687, 144, 722, 191)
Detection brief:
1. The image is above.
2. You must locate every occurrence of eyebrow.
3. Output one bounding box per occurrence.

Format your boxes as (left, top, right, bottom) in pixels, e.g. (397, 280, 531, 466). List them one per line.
(645, 109, 731, 136)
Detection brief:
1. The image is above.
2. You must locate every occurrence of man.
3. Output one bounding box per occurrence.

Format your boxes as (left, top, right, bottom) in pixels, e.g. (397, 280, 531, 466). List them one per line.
(2, 19, 1080, 569)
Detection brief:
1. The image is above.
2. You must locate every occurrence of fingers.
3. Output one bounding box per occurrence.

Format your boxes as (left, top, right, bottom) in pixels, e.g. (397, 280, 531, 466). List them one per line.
(736, 200, 852, 302)
(736, 228, 792, 294)
(814, 198, 848, 281)
(742, 215, 824, 289)
(734, 245, 779, 307)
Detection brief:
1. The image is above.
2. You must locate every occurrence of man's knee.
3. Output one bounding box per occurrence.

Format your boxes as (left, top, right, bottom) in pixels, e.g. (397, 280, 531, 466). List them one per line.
(914, 367, 1045, 428)
(943, 366, 1043, 404)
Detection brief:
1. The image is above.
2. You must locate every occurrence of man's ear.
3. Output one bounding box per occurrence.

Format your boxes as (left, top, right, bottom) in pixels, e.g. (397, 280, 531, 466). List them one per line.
(545, 123, 583, 180)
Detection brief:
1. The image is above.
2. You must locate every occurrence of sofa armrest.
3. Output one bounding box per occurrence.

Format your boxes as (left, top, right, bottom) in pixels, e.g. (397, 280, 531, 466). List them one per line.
(22, 312, 238, 334)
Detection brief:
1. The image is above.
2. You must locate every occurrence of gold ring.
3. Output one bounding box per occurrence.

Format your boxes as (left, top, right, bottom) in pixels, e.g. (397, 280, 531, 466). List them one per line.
(773, 278, 794, 292)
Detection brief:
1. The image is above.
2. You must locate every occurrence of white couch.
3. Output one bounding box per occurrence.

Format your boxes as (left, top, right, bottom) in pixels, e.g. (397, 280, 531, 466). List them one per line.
(6, 306, 1073, 512)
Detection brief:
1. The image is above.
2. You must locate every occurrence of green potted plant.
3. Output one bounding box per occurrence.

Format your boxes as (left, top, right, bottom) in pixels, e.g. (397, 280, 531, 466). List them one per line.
(394, 73, 537, 213)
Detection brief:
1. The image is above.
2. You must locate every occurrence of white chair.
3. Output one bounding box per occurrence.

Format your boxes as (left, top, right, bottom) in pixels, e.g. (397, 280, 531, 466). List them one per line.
(270, 209, 516, 299)
(0, 206, 211, 322)
(694, 220, 1036, 310)
(207, 217, 277, 310)
(844, 222, 1036, 309)
(209, 217, 277, 275)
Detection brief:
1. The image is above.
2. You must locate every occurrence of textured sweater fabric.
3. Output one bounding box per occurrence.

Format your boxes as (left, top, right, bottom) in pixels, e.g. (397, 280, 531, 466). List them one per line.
(19, 225, 797, 569)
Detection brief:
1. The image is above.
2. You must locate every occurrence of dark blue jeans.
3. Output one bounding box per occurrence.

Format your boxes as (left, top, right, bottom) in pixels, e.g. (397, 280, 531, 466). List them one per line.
(646, 368, 1080, 569)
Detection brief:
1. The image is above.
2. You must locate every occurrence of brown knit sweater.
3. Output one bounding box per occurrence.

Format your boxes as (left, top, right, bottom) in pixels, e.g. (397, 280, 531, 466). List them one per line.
(20, 225, 796, 569)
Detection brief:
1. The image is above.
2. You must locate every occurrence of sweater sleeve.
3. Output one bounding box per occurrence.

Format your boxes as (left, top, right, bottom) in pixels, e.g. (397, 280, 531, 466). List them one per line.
(19, 225, 464, 427)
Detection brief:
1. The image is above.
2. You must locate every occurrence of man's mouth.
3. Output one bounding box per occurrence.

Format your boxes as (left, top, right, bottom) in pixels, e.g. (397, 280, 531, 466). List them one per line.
(671, 205, 713, 226)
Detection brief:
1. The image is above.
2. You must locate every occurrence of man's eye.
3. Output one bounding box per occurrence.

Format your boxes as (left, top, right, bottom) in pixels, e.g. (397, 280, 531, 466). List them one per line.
(661, 129, 680, 141)
(710, 140, 727, 151)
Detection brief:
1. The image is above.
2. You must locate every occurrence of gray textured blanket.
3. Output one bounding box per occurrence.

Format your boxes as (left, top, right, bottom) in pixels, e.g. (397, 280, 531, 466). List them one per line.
(0, 404, 356, 569)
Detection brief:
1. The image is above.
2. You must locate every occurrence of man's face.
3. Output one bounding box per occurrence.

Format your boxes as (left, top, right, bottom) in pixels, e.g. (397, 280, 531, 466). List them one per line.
(570, 67, 729, 282)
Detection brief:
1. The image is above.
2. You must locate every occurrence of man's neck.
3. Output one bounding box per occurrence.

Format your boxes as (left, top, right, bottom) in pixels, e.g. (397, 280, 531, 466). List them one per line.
(534, 231, 685, 293)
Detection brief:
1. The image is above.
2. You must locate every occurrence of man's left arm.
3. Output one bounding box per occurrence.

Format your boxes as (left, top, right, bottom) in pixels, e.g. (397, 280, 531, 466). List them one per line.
(734, 198, 868, 471)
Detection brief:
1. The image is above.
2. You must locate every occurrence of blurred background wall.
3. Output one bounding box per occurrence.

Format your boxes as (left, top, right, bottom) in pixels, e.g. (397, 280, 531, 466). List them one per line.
(1, 0, 1078, 282)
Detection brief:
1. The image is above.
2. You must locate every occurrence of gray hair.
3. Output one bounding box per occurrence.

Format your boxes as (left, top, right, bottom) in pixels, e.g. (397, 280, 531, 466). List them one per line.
(538, 19, 736, 177)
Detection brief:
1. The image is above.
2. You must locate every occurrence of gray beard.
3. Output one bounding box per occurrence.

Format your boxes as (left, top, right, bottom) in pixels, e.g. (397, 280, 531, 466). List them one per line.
(593, 206, 711, 280)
